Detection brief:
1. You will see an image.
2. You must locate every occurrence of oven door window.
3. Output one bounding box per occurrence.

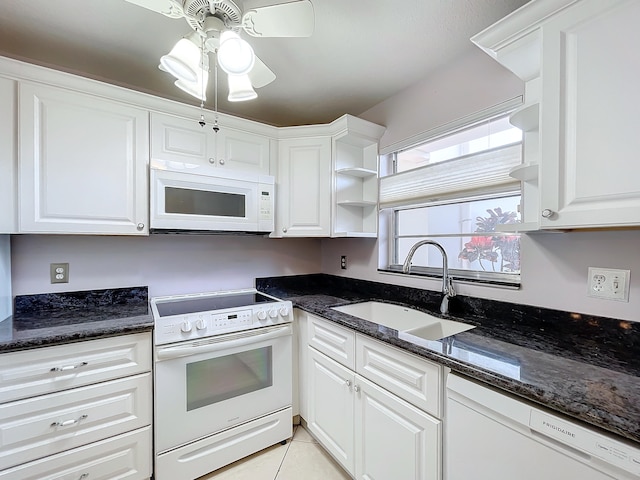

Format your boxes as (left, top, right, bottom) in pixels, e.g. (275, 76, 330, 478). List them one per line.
(165, 187, 246, 218)
(186, 346, 273, 411)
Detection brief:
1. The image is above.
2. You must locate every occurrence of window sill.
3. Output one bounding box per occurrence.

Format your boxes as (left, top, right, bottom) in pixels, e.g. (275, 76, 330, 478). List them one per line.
(378, 267, 521, 290)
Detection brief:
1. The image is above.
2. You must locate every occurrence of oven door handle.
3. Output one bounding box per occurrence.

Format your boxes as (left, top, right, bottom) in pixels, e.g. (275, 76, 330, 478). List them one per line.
(155, 324, 292, 360)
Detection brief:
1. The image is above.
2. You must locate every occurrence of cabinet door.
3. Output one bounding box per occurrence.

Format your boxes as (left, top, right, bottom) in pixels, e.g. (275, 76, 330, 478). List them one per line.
(539, 0, 640, 228)
(355, 375, 441, 480)
(276, 137, 331, 237)
(151, 112, 214, 166)
(19, 83, 149, 234)
(151, 113, 270, 174)
(0, 77, 16, 233)
(307, 348, 355, 475)
(217, 128, 270, 174)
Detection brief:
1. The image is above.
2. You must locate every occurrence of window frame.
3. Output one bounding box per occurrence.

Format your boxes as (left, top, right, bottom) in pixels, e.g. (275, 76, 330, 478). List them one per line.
(378, 100, 524, 288)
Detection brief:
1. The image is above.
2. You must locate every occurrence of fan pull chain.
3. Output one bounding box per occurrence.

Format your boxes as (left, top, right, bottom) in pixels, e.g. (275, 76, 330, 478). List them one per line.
(199, 34, 206, 128)
(213, 52, 220, 133)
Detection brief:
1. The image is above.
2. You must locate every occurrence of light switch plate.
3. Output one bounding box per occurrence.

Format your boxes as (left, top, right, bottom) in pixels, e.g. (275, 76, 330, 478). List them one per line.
(587, 267, 630, 302)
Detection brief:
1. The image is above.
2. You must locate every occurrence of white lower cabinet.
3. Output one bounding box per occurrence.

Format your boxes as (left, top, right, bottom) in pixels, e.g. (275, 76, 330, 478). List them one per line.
(0, 333, 152, 479)
(305, 314, 442, 479)
(308, 348, 356, 473)
(356, 375, 440, 480)
(0, 426, 151, 480)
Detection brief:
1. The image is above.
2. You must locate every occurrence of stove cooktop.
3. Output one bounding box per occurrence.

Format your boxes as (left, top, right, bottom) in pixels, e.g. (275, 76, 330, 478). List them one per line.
(154, 292, 274, 318)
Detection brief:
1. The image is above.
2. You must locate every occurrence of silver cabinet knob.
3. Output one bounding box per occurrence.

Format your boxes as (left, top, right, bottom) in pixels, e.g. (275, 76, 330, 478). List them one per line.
(219, 158, 225, 165)
(136, 223, 144, 231)
(345, 380, 351, 387)
(541, 209, 555, 218)
(282, 227, 288, 233)
(208, 158, 215, 164)
(354, 385, 360, 393)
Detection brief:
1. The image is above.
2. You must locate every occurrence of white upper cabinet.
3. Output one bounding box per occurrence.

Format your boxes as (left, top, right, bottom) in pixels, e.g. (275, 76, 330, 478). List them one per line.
(538, 0, 640, 228)
(151, 111, 271, 174)
(473, 0, 640, 230)
(276, 135, 332, 237)
(274, 115, 385, 238)
(0, 76, 17, 233)
(19, 83, 149, 235)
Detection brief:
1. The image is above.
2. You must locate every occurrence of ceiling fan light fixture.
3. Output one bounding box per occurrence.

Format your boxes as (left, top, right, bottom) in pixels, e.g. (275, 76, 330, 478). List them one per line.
(174, 52, 209, 101)
(159, 33, 201, 83)
(217, 31, 255, 76)
(227, 73, 257, 102)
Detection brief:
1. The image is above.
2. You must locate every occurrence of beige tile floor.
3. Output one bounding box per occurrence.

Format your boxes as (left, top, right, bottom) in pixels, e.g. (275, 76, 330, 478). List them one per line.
(198, 425, 351, 480)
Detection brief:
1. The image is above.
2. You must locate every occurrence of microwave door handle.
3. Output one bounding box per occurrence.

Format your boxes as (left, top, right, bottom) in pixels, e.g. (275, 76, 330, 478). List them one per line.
(156, 325, 292, 360)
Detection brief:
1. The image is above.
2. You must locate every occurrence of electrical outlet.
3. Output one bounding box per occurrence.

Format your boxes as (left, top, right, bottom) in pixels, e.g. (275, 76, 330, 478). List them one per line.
(587, 267, 630, 302)
(340, 255, 347, 270)
(50, 263, 69, 284)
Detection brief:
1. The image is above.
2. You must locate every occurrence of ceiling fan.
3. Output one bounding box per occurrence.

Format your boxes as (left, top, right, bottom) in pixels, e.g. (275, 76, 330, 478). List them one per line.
(125, 0, 314, 101)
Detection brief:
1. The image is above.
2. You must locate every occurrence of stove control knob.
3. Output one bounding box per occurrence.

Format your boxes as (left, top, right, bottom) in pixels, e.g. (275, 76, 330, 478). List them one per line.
(257, 311, 267, 321)
(196, 318, 207, 330)
(268, 309, 278, 319)
(279, 307, 290, 317)
(181, 320, 192, 333)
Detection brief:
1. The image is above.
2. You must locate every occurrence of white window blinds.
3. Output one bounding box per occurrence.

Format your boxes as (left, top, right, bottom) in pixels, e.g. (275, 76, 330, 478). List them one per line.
(379, 143, 521, 210)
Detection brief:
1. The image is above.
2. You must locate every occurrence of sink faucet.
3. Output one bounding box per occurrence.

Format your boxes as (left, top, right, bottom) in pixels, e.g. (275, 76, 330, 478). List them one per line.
(402, 240, 456, 315)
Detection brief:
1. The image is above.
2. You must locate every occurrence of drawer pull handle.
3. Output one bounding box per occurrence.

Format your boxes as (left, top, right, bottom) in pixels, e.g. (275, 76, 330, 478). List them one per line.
(51, 414, 88, 428)
(51, 361, 88, 372)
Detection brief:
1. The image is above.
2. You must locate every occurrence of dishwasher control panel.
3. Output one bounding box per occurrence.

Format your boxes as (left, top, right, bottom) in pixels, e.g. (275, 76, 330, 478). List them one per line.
(530, 410, 640, 476)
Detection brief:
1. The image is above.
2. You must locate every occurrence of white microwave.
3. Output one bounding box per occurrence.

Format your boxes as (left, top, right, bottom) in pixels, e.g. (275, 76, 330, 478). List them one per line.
(150, 160, 275, 234)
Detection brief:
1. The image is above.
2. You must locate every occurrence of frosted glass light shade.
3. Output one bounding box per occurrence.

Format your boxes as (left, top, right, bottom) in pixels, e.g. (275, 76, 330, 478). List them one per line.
(218, 31, 255, 76)
(227, 74, 257, 102)
(174, 54, 209, 101)
(160, 36, 201, 83)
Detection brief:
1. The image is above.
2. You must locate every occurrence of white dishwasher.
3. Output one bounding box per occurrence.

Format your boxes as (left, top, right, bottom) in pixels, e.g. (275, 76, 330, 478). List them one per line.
(446, 374, 640, 480)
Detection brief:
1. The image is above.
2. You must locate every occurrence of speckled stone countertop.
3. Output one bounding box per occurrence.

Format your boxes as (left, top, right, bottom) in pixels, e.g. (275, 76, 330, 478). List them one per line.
(0, 286, 153, 352)
(256, 274, 640, 445)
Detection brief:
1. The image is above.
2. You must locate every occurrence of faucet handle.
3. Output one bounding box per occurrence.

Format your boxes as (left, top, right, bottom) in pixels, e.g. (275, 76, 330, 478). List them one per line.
(446, 276, 456, 297)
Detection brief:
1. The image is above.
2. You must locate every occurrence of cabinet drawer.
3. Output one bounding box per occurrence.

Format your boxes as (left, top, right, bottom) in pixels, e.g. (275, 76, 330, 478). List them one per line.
(0, 426, 151, 480)
(356, 335, 442, 417)
(0, 373, 151, 470)
(307, 314, 355, 369)
(0, 333, 152, 403)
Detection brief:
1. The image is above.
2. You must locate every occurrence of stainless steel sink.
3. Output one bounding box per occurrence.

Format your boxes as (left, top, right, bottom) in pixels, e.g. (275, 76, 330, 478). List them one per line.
(332, 301, 475, 341)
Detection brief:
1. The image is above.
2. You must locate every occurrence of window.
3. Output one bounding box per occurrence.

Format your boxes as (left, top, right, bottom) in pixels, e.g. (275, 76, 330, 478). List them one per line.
(379, 110, 523, 286)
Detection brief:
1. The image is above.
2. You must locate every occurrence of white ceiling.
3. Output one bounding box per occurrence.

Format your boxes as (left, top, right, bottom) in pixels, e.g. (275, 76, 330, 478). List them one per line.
(0, 0, 529, 127)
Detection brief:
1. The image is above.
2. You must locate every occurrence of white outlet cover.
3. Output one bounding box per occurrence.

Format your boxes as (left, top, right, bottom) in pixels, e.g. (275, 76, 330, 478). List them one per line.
(587, 267, 630, 302)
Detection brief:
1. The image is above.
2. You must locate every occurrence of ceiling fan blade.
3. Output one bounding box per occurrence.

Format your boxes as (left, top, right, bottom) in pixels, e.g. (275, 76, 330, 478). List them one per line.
(124, 0, 184, 18)
(248, 55, 276, 88)
(242, 0, 314, 38)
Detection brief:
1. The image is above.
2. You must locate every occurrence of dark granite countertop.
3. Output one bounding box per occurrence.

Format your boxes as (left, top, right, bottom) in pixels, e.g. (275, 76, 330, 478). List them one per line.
(256, 274, 640, 446)
(0, 286, 153, 352)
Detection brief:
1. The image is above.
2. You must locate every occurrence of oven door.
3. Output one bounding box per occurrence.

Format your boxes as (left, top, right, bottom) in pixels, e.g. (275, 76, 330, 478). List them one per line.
(150, 167, 262, 232)
(154, 324, 292, 453)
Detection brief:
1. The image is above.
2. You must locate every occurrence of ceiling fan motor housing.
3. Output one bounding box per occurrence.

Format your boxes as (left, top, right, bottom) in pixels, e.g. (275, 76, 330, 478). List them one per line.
(183, 0, 242, 30)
